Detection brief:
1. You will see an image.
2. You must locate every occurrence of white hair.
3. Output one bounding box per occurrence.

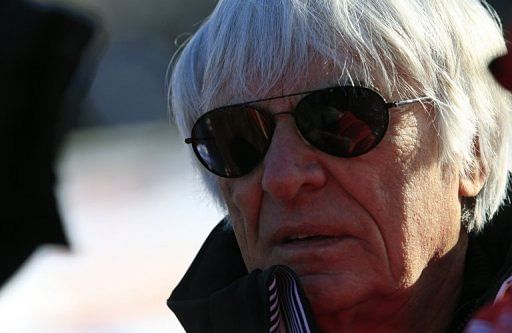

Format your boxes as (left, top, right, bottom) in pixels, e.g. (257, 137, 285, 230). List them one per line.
(169, 0, 512, 231)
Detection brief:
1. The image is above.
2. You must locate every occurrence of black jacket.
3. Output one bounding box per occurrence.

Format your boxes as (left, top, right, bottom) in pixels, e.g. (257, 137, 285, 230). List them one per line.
(169, 200, 512, 333)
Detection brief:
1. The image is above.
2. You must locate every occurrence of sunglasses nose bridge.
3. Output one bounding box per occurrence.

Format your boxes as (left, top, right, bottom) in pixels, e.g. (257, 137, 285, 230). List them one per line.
(269, 110, 315, 149)
(270, 111, 297, 133)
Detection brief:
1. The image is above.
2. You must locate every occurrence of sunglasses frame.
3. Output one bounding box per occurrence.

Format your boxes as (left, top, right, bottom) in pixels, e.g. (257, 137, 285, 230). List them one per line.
(185, 86, 430, 178)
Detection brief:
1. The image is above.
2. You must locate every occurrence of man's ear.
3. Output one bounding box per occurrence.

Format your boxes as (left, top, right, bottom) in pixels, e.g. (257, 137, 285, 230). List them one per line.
(459, 169, 486, 197)
(459, 139, 486, 197)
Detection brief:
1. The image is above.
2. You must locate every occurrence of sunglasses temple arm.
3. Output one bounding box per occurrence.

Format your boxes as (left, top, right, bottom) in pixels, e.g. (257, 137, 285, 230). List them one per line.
(387, 96, 431, 108)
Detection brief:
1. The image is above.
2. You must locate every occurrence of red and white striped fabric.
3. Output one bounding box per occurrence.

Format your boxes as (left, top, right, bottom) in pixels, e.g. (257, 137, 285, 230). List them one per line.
(267, 267, 313, 333)
(464, 275, 512, 333)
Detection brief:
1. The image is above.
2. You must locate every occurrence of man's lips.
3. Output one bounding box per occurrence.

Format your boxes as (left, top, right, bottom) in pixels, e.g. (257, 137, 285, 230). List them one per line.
(264, 224, 361, 273)
(277, 234, 353, 259)
(272, 232, 355, 268)
(283, 234, 340, 244)
(269, 224, 353, 246)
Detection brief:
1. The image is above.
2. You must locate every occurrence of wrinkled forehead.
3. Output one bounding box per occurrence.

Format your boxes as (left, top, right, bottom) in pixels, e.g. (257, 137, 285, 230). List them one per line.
(205, 56, 387, 112)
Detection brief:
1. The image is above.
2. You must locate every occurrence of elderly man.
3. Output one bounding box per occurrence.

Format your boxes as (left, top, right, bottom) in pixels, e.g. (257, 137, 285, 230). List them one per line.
(167, 0, 512, 332)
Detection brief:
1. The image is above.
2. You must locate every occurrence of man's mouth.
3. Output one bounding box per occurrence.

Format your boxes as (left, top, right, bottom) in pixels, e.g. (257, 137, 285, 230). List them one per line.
(283, 234, 334, 244)
(274, 231, 355, 264)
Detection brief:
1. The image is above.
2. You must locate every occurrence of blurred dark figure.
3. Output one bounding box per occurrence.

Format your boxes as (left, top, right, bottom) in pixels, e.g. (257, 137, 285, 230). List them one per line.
(0, 0, 96, 286)
(490, 54, 512, 91)
(487, 25, 512, 258)
(489, 33, 512, 91)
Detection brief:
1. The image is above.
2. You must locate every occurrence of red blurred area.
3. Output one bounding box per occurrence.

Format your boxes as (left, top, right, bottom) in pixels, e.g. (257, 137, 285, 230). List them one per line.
(489, 29, 512, 91)
(465, 290, 512, 332)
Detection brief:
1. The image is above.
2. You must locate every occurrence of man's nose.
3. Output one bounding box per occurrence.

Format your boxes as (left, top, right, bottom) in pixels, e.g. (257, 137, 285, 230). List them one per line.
(261, 117, 327, 202)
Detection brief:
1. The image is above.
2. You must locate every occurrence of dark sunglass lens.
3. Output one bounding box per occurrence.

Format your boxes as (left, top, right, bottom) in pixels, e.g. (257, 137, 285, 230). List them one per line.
(191, 106, 273, 177)
(295, 87, 388, 157)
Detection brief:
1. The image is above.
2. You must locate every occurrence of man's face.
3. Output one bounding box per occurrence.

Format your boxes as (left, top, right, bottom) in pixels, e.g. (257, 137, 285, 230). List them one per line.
(218, 80, 467, 318)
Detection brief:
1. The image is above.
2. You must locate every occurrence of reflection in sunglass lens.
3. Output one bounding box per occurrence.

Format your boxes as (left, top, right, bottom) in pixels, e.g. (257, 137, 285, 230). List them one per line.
(191, 106, 274, 177)
(295, 87, 387, 157)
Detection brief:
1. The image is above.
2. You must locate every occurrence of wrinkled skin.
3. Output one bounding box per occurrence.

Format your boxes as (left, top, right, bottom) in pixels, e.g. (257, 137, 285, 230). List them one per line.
(218, 80, 484, 332)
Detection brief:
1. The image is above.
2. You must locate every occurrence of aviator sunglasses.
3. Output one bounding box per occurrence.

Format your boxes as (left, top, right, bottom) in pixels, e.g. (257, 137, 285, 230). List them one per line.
(185, 86, 429, 178)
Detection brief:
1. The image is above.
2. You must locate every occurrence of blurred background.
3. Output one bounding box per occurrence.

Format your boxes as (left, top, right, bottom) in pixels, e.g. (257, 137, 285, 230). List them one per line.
(0, 0, 221, 332)
(0, 0, 510, 332)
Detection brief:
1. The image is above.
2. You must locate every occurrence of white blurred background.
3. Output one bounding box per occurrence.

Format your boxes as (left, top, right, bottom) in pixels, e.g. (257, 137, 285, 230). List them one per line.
(0, 123, 223, 332)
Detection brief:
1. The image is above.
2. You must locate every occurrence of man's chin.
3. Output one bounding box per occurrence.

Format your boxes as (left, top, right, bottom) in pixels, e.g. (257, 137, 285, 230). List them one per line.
(298, 272, 376, 314)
